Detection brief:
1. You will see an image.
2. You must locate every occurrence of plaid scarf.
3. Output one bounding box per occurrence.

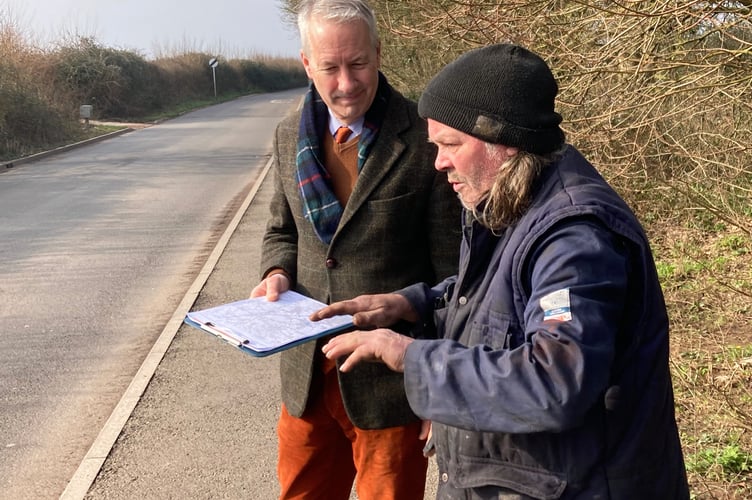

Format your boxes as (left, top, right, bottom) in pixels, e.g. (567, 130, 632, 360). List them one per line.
(296, 72, 391, 244)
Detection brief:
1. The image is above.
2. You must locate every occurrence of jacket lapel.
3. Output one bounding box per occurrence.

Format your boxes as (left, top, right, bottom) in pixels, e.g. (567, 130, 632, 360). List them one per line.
(335, 96, 410, 233)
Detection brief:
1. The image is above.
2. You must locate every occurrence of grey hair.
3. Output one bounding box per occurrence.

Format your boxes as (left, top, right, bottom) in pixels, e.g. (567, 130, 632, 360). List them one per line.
(471, 145, 567, 233)
(297, 0, 379, 55)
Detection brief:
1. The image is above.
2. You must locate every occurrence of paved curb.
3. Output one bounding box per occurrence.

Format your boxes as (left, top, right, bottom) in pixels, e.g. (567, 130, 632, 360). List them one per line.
(59, 157, 274, 500)
(1, 128, 133, 172)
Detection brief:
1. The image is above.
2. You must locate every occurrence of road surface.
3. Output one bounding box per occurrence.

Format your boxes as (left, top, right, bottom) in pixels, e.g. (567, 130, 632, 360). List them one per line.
(0, 88, 304, 499)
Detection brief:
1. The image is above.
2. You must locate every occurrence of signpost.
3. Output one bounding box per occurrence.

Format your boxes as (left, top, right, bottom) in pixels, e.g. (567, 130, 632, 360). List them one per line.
(209, 57, 219, 97)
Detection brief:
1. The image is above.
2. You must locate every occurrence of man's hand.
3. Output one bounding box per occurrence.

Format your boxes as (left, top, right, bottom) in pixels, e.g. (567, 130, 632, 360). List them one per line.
(420, 420, 435, 458)
(250, 273, 290, 301)
(321, 329, 414, 372)
(310, 293, 419, 327)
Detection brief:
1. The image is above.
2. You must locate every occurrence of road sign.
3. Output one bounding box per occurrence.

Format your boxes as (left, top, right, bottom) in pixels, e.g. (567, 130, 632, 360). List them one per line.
(209, 58, 219, 97)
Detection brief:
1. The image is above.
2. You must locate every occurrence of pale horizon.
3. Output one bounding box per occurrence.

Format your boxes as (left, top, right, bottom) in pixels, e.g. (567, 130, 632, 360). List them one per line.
(2, 0, 301, 60)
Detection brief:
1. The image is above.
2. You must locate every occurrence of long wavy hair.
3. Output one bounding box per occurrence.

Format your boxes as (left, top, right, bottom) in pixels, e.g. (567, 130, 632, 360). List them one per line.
(471, 144, 566, 233)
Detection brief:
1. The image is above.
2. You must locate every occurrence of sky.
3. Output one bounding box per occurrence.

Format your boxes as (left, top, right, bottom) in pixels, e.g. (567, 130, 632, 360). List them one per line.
(2, 0, 302, 59)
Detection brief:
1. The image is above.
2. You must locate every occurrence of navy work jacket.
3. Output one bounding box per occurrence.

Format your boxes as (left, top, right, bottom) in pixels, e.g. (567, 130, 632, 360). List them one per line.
(400, 146, 689, 499)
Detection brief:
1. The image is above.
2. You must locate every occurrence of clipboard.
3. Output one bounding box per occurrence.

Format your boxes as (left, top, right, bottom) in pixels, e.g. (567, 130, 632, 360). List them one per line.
(183, 290, 354, 357)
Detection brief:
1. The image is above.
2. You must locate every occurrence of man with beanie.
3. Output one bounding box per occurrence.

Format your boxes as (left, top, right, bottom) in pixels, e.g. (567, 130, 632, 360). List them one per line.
(314, 43, 690, 499)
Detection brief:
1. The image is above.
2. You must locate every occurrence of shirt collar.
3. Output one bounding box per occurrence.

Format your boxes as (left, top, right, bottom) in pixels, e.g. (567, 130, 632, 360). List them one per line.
(327, 109, 364, 139)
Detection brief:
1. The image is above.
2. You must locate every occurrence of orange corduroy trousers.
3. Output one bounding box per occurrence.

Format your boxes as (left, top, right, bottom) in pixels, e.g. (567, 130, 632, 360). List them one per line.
(277, 355, 428, 500)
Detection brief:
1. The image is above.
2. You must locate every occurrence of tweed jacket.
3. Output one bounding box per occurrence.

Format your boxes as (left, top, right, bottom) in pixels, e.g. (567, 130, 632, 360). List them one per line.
(259, 85, 462, 429)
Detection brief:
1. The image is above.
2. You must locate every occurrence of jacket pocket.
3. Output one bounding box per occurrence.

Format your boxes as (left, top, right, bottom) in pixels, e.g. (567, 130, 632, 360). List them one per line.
(466, 310, 512, 350)
(454, 455, 567, 500)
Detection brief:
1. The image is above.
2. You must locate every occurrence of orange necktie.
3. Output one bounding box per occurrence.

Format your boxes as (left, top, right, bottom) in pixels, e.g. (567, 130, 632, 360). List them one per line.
(334, 126, 353, 144)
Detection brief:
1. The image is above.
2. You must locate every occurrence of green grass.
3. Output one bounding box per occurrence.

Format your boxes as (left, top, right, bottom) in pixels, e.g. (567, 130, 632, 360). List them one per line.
(138, 91, 250, 123)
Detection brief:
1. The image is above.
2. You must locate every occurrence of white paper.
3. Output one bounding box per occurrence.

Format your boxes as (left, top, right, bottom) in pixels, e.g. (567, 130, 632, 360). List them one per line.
(185, 291, 353, 354)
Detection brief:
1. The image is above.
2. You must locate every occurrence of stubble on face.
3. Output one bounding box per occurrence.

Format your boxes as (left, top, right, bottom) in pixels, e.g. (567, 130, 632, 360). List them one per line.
(429, 118, 525, 214)
(453, 151, 503, 209)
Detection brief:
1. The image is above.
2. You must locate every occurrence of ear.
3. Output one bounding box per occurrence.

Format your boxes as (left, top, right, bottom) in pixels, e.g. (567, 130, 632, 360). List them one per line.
(505, 146, 520, 157)
(375, 41, 381, 68)
(301, 51, 314, 79)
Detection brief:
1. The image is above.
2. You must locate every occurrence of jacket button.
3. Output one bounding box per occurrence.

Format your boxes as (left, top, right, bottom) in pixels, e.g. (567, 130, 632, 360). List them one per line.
(325, 258, 338, 269)
(441, 472, 448, 483)
(458, 296, 468, 305)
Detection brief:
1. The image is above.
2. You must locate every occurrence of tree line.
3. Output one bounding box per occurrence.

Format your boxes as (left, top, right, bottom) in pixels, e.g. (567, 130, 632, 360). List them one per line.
(0, 24, 307, 161)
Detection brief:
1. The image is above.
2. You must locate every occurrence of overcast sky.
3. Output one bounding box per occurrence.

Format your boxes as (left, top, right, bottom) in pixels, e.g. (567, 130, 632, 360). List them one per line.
(3, 0, 301, 59)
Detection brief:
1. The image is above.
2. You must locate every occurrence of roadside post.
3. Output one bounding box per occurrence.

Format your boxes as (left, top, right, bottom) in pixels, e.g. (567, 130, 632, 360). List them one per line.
(209, 57, 219, 97)
(80, 105, 93, 127)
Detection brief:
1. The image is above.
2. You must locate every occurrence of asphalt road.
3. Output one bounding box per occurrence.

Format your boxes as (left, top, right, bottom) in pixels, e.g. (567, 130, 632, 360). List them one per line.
(79, 157, 285, 499)
(0, 88, 305, 499)
(74, 130, 440, 500)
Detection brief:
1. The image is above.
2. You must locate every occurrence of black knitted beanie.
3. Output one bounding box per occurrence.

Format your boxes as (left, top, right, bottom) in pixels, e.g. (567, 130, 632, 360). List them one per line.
(418, 44, 565, 154)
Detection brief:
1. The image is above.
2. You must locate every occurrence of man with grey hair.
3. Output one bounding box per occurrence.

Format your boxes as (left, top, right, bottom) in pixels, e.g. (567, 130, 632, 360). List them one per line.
(315, 43, 689, 499)
(251, 0, 461, 498)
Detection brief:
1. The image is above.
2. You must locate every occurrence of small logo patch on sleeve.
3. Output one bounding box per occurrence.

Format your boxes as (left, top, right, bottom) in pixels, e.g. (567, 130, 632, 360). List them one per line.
(540, 288, 572, 322)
